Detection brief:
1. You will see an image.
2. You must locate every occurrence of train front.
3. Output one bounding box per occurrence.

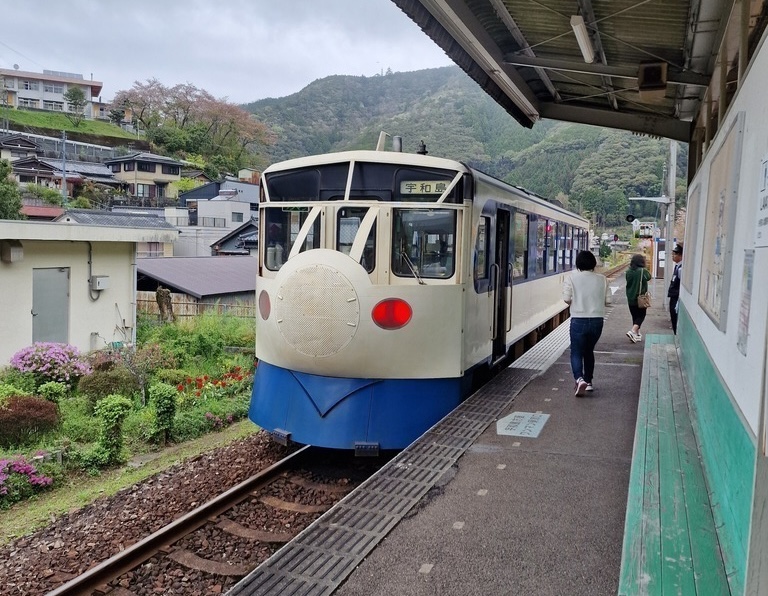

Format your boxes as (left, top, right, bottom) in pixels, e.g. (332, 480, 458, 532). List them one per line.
(250, 151, 470, 451)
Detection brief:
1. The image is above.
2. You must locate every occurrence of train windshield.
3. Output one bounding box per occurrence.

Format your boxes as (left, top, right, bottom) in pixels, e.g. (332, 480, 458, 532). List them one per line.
(392, 209, 457, 279)
(264, 162, 461, 202)
(263, 206, 321, 271)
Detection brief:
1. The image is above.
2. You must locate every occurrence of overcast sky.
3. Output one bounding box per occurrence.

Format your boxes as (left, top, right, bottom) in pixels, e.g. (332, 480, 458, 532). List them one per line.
(2, 0, 454, 104)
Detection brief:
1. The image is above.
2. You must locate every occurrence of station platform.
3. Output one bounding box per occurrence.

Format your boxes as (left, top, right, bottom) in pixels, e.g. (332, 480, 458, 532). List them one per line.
(230, 273, 674, 596)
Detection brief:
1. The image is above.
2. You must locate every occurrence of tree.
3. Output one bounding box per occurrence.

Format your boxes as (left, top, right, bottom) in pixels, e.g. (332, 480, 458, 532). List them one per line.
(108, 107, 125, 126)
(63, 87, 87, 127)
(0, 160, 23, 220)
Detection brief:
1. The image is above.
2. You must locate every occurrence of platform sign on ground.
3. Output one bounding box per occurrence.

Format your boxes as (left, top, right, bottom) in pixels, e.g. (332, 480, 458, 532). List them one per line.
(497, 411, 550, 438)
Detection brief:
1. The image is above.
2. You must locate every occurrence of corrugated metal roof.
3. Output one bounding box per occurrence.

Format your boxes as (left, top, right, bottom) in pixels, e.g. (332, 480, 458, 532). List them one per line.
(393, 0, 768, 142)
(56, 209, 178, 230)
(137, 256, 257, 299)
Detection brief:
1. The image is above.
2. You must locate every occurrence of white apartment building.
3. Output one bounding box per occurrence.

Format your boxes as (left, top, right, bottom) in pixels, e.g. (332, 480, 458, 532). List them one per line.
(0, 68, 103, 119)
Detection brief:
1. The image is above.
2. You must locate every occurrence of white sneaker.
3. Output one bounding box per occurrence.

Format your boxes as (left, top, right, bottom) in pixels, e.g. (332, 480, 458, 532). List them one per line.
(626, 330, 638, 343)
(575, 378, 588, 397)
(585, 382, 594, 392)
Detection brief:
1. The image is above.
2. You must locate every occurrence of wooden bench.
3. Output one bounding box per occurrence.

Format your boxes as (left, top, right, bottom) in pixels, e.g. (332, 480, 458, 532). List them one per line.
(618, 335, 731, 595)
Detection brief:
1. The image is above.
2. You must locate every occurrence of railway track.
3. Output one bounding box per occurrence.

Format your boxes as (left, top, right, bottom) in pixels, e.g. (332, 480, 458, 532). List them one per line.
(47, 446, 389, 595)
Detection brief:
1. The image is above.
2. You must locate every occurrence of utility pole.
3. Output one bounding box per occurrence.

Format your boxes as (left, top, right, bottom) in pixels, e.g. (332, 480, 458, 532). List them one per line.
(61, 131, 68, 205)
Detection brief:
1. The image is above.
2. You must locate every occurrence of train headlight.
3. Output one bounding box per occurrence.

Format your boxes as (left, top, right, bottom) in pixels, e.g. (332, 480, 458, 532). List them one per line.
(372, 298, 412, 329)
(258, 290, 271, 320)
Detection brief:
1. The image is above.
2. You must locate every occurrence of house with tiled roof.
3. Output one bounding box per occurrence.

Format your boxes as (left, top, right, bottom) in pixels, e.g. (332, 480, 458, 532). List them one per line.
(104, 152, 184, 203)
(10, 156, 121, 193)
(210, 218, 258, 256)
(0, 134, 42, 162)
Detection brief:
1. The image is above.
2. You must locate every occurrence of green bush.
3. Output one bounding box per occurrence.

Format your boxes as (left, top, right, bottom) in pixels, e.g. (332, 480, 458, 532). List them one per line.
(0, 369, 37, 394)
(0, 383, 31, 405)
(171, 394, 251, 442)
(77, 366, 140, 409)
(171, 410, 211, 442)
(152, 368, 189, 387)
(123, 407, 156, 446)
(93, 394, 133, 466)
(59, 396, 101, 443)
(38, 381, 68, 404)
(0, 396, 59, 448)
(149, 382, 177, 445)
(69, 445, 113, 474)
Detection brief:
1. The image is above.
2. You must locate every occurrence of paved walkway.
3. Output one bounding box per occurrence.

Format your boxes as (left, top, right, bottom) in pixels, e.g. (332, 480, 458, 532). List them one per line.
(334, 275, 673, 596)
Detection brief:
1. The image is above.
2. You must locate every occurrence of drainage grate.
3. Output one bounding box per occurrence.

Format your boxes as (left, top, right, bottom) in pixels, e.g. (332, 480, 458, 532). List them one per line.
(228, 327, 567, 595)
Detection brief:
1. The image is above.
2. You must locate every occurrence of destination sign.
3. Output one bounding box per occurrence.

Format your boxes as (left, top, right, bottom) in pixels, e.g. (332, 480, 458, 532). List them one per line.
(400, 181, 448, 195)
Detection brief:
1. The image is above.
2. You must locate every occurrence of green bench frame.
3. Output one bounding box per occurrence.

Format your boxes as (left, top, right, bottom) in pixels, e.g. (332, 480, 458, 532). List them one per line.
(618, 335, 730, 595)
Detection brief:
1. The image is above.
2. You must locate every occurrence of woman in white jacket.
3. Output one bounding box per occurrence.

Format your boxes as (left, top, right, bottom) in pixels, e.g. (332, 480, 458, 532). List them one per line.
(562, 251, 612, 397)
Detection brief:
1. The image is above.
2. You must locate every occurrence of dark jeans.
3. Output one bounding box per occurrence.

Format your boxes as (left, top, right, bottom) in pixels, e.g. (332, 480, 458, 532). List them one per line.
(569, 317, 604, 382)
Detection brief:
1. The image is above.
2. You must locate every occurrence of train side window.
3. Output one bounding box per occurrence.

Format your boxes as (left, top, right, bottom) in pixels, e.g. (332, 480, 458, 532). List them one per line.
(559, 224, 568, 271)
(512, 212, 528, 279)
(546, 221, 556, 272)
(474, 217, 489, 281)
(535, 219, 546, 275)
(337, 207, 375, 273)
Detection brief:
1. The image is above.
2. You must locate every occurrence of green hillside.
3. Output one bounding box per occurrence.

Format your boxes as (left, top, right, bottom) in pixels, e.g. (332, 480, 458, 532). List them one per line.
(3, 109, 138, 142)
(244, 66, 687, 226)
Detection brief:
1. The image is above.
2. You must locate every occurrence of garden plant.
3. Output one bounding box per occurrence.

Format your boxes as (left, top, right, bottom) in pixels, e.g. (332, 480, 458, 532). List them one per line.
(0, 311, 257, 510)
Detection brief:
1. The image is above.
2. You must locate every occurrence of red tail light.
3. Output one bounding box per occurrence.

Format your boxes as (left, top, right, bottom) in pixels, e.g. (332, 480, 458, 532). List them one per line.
(372, 299, 412, 329)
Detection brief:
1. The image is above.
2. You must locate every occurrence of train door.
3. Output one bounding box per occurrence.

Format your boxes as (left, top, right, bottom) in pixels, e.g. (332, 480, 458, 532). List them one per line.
(491, 209, 511, 363)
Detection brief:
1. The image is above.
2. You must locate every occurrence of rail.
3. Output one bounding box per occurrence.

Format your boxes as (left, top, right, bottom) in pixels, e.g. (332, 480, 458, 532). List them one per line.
(47, 446, 311, 596)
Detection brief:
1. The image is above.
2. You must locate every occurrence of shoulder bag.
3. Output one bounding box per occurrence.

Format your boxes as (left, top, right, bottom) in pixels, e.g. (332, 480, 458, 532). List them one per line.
(637, 275, 652, 308)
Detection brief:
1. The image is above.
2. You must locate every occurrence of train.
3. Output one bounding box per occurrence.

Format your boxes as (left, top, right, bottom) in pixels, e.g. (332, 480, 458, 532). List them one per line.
(249, 145, 589, 452)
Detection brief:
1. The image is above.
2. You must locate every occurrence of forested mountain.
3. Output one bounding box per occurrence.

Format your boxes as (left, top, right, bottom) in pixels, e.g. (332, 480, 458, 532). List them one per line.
(244, 66, 687, 226)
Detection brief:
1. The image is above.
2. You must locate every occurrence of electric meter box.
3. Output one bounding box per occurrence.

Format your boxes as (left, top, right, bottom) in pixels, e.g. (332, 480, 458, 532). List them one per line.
(90, 276, 110, 291)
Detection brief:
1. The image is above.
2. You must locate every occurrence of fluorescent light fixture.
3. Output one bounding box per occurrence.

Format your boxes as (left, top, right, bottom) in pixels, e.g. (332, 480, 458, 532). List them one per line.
(570, 15, 596, 64)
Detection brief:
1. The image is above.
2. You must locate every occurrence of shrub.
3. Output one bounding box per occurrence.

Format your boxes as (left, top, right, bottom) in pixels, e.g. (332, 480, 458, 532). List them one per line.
(77, 366, 140, 409)
(93, 394, 133, 466)
(150, 382, 177, 445)
(9, 343, 91, 388)
(38, 381, 68, 404)
(123, 407, 156, 446)
(152, 368, 189, 387)
(112, 344, 177, 405)
(59, 395, 101, 443)
(87, 348, 124, 372)
(0, 456, 54, 509)
(171, 410, 211, 442)
(0, 369, 37, 394)
(0, 396, 59, 448)
(0, 383, 31, 406)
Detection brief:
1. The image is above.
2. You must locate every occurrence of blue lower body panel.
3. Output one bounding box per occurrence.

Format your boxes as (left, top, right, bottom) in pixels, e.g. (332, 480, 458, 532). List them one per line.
(249, 361, 464, 450)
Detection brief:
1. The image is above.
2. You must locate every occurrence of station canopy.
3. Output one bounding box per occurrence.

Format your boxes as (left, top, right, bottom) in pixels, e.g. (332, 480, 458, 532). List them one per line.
(393, 0, 768, 142)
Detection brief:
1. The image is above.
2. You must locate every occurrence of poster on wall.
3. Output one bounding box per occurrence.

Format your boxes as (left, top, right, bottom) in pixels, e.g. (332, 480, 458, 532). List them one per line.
(683, 185, 700, 293)
(698, 112, 744, 330)
(755, 154, 768, 248)
(737, 250, 754, 355)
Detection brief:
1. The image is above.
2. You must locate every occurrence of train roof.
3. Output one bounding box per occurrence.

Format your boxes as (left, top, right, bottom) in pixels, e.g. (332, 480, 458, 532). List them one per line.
(262, 150, 470, 175)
